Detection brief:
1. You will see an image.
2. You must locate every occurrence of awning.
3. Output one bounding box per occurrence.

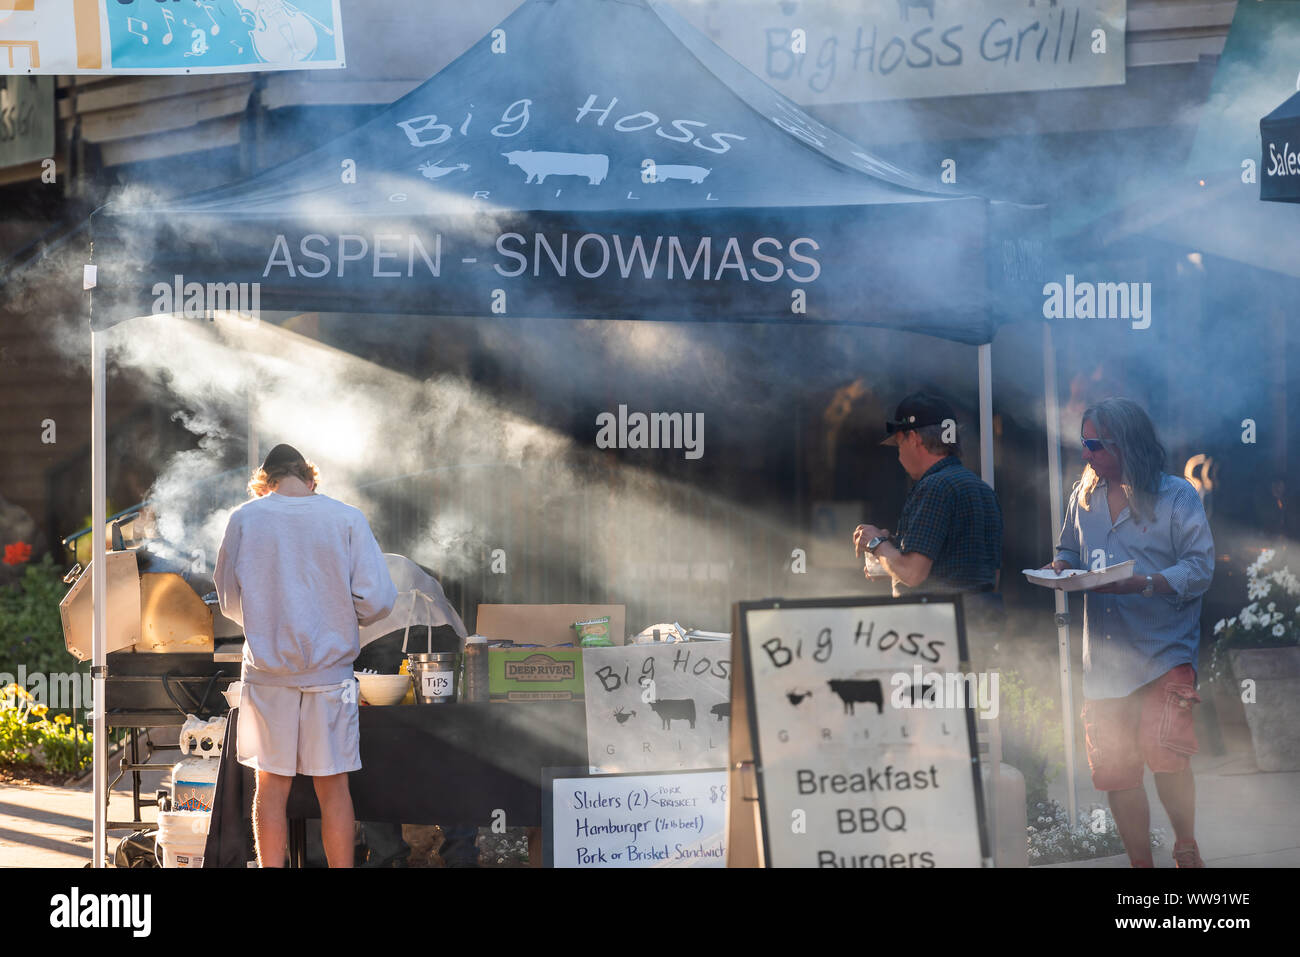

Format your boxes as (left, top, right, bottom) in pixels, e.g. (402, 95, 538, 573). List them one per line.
(89, 0, 1046, 346)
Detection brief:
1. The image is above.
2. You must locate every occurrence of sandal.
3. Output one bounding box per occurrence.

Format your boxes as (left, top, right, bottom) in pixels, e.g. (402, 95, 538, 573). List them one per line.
(1172, 839, 1205, 868)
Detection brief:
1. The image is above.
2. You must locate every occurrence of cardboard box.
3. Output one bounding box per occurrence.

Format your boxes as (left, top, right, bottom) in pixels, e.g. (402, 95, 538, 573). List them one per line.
(475, 604, 626, 647)
(489, 649, 584, 702)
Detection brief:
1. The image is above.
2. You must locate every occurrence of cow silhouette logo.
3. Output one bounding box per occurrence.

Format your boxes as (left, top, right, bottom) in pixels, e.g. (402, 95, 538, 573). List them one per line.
(648, 698, 696, 729)
(709, 702, 730, 722)
(502, 150, 609, 185)
(827, 679, 885, 715)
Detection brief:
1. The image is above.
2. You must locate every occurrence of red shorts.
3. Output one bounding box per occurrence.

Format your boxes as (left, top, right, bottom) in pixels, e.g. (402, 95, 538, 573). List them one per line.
(1081, 664, 1200, 791)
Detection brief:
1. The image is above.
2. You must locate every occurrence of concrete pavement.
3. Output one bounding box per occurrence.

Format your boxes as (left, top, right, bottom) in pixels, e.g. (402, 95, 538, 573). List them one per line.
(1, 736, 172, 868)
(1041, 751, 1300, 868)
(3, 744, 1297, 867)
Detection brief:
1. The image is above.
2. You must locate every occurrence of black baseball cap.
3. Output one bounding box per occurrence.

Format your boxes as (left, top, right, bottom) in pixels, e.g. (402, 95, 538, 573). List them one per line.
(260, 443, 308, 473)
(881, 393, 955, 446)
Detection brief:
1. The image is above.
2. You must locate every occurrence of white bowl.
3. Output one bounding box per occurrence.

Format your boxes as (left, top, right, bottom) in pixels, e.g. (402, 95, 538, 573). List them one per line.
(355, 672, 411, 706)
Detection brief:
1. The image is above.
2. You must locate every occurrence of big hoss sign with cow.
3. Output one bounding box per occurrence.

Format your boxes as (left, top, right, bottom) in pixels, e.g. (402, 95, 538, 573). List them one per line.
(583, 641, 731, 775)
(732, 596, 990, 868)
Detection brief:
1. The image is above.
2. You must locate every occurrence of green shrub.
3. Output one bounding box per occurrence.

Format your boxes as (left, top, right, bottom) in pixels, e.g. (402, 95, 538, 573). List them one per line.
(0, 683, 92, 776)
(0, 553, 74, 681)
(998, 668, 1063, 809)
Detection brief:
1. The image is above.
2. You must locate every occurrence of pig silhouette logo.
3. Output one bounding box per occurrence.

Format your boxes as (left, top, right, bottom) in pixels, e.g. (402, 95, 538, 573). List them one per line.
(502, 150, 609, 185)
(647, 164, 712, 184)
(648, 698, 696, 729)
(709, 702, 730, 722)
(827, 679, 884, 715)
(896, 683, 938, 707)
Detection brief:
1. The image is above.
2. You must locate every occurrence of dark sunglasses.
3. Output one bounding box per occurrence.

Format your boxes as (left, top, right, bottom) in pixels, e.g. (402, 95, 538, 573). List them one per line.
(1081, 437, 1112, 452)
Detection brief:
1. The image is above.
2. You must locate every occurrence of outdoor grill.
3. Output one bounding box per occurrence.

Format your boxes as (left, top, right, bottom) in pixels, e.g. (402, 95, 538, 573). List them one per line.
(60, 511, 240, 831)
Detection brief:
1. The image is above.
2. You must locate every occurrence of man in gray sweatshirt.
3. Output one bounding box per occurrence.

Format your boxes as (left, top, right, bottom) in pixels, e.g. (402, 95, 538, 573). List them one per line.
(214, 444, 396, 867)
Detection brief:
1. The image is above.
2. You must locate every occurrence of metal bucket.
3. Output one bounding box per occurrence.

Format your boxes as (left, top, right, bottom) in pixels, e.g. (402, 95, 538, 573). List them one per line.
(407, 652, 460, 705)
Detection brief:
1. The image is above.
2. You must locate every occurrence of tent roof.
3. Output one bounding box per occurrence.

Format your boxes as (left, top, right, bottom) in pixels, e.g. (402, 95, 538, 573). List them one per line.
(1263, 90, 1300, 124)
(149, 0, 959, 216)
(92, 0, 1046, 344)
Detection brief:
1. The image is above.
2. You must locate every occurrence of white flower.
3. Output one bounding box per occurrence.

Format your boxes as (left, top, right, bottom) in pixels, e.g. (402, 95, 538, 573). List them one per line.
(1268, 602, 1277, 612)
(1276, 569, 1300, 596)
(1214, 619, 1226, 634)
(1249, 581, 1272, 600)
(1230, 617, 1238, 627)
(1275, 612, 1285, 623)
(1274, 624, 1286, 637)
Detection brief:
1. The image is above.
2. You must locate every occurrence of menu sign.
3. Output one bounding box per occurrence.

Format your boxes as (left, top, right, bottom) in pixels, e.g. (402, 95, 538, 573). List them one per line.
(739, 597, 988, 868)
(582, 642, 730, 773)
(545, 769, 728, 869)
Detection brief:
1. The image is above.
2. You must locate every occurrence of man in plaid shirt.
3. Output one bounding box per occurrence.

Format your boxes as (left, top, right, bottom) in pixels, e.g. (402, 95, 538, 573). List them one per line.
(853, 393, 1004, 632)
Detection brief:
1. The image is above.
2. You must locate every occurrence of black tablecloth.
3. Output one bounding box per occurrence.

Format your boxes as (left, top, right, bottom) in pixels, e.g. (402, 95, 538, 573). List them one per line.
(203, 702, 588, 867)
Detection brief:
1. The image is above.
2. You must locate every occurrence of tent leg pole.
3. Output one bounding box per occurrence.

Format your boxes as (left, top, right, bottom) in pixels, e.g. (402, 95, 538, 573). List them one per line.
(91, 327, 108, 868)
(1043, 324, 1077, 823)
(248, 389, 259, 474)
(976, 342, 997, 860)
(977, 343, 994, 488)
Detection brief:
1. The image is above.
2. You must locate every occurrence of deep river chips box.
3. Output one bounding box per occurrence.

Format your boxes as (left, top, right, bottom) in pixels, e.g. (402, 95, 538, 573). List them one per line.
(489, 649, 585, 702)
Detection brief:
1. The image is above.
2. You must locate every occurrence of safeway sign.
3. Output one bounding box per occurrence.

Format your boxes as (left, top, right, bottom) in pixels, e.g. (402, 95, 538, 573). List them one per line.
(0, 0, 344, 74)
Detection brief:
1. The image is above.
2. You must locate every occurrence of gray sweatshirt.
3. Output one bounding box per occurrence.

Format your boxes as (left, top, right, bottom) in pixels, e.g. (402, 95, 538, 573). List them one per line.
(214, 491, 397, 687)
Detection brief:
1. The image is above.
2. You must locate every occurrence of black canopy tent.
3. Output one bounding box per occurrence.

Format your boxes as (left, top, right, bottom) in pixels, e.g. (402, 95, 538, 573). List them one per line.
(89, 0, 1044, 339)
(81, 0, 1049, 865)
(1261, 91, 1300, 203)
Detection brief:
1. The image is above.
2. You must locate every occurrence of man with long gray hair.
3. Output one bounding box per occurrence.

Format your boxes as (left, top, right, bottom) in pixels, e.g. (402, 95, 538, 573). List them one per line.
(1047, 397, 1214, 867)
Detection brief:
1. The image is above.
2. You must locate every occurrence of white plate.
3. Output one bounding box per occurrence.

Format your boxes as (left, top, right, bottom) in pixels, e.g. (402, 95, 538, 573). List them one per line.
(1023, 559, 1136, 592)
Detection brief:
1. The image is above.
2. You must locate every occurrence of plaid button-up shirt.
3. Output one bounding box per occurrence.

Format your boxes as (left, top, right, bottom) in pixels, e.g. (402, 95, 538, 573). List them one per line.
(895, 456, 1003, 593)
(1055, 473, 1215, 699)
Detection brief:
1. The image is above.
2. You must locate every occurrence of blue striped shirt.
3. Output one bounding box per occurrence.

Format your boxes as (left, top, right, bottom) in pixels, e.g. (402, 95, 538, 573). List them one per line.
(1055, 473, 1215, 699)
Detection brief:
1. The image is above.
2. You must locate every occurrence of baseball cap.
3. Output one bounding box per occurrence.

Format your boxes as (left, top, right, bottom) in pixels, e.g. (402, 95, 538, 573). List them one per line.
(881, 392, 956, 446)
(260, 443, 308, 473)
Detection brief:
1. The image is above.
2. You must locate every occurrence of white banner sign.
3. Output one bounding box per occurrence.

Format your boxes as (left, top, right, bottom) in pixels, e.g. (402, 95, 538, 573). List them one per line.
(0, 0, 345, 75)
(549, 770, 728, 868)
(741, 597, 988, 868)
(668, 0, 1126, 103)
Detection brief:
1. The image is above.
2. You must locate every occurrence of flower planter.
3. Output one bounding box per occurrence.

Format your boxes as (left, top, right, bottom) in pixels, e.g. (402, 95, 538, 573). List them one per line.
(1206, 677, 1255, 756)
(1230, 647, 1300, 772)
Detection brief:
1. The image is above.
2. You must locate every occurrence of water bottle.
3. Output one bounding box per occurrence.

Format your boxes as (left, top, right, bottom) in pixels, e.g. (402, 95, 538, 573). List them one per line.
(463, 635, 489, 703)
